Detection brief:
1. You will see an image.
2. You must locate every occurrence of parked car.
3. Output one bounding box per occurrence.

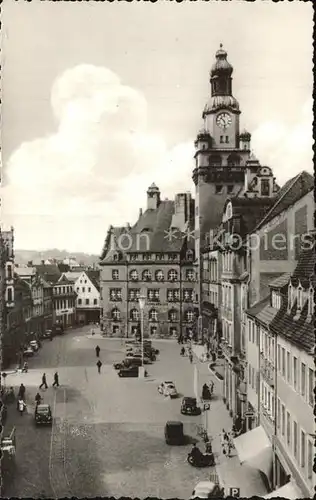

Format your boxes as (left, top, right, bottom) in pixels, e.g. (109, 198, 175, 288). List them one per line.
(126, 353, 151, 364)
(42, 330, 53, 340)
(23, 346, 34, 357)
(180, 397, 201, 416)
(29, 340, 39, 352)
(190, 481, 225, 499)
(34, 404, 53, 426)
(158, 381, 178, 398)
(118, 365, 139, 377)
(113, 360, 132, 370)
(164, 421, 185, 445)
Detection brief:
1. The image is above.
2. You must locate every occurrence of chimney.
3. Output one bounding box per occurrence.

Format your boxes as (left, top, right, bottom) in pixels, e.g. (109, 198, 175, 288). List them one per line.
(41, 260, 45, 265)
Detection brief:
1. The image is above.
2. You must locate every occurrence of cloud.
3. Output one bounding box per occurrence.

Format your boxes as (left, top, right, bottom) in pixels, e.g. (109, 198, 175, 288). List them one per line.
(251, 98, 313, 185)
(2, 64, 193, 252)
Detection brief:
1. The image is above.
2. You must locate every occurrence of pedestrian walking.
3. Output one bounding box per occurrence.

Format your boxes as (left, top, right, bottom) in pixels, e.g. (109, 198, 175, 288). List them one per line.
(39, 373, 48, 390)
(95, 345, 100, 357)
(52, 371, 59, 387)
(18, 399, 26, 416)
(96, 359, 102, 373)
(35, 392, 42, 406)
(189, 353, 193, 364)
(18, 383, 26, 400)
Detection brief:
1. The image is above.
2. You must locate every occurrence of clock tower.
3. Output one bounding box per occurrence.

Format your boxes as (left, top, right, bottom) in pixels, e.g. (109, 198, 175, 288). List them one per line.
(193, 44, 252, 255)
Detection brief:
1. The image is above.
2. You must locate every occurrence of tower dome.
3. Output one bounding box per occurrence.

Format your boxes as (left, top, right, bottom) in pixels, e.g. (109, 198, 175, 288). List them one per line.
(210, 44, 233, 78)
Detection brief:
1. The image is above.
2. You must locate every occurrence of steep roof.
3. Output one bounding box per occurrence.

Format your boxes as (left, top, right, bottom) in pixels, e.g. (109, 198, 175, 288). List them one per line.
(269, 244, 315, 352)
(86, 270, 100, 292)
(35, 264, 61, 284)
(200, 191, 227, 242)
(15, 267, 37, 278)
(269, 272, 292, 289)
(253, 171, 314, 232)
(228, 196, 274, 238)
(246, 296, 279, 326)
(62, 271, 82, 283)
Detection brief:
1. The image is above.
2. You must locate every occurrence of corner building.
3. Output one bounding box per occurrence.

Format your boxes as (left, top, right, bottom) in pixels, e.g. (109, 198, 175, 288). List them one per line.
(100, 186, 197, 338)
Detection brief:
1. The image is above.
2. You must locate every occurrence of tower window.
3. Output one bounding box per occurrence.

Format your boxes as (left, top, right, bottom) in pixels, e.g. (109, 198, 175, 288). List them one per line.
(225, 136, 229, 143)
(261, 179, 270, 196)
(215, 185, 223, 194)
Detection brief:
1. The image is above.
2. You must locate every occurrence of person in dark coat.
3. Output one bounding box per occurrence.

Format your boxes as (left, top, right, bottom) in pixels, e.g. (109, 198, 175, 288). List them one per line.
(35, 392, 42, 406)
(18, 383, 26, 400)
(189, 353, 193, 364)
(97, 360, 102, 373)
(52, 371, 59, 387)
(39, 373, 48, 389)
(95, 345, 100, 357)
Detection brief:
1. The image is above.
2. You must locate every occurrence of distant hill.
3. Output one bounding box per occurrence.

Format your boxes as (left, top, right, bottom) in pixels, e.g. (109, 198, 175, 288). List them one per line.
(14, 249, 99, 267)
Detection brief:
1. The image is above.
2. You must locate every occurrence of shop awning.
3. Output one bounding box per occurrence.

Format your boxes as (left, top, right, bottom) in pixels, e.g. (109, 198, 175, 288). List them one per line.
(264, 480, 302, 499)
(233, 425, 272, 480)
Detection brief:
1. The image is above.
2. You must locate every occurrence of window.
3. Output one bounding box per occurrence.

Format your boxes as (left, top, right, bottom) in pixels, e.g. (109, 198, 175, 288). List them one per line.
(277, 399, 281, 429)
(252, 367, 255, 389)
(185, 310, 195, 322)
(129, 269, 138, 281)
(142, 270, 151, 281)
(293, 357, 298, 390)
(225, 136, 229, 143)
(82, 287, 85, 293)
(220, 136, 224, 144)
(111, 308, 120, 321)
(186, 250, 194, 261)
(301, 430, 306, 468)
(183, 289, 194, 302)
(277, 345, 281, 371)
(293, 421, 298, 460)
(168, 254, 177, 261)
(84, 298, 89, 305)
(168, 269, 178, 281)
(149, 309, 158, 322)
(281, 348, 285, 377)
(147, 289, 159, 302)
(186, 269, 195, 281)
(7, 264, 12, 280)
(109, 288, 122, 301)
(286, 412, 291, 446)
(248, 364, 252, 386)
(215, 185, 223, 194)
(155, 270, 164, 282)
(308, 440, 313, 479)
(128, 289, 140, 301)
(7, 287, 13, 303)
(78, 298, 82, 305)
(308, 368, 314, 406)
(227, 185, 234, 194)
(167, 289, 180, 302)
(84, 280, 87, 284)
(130, 308, 139, 321)
(169, 326, 177, 336)
(281, 404, 285, 436)
(76, 287, 79, 292)
(301, 363, 306, 397)
(168, 309, 178, 322)
(287, 352, 291, 384)
(93, 299, 97, 305)
(261, 179, 270, 196)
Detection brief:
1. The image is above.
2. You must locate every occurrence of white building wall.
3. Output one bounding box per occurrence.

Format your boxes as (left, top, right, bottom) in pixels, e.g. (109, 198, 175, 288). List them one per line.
(75, 272, 100, 309)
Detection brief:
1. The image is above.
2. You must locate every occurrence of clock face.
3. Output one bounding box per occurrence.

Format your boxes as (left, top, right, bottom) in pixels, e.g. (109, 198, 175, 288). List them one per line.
(216, 112, 232, 129)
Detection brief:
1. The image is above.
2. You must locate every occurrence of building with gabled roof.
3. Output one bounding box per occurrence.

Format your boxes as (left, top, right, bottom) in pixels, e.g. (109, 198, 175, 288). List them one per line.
(244, 236, 315, 498)
(99, 186, 197, 338)
(61, 270, 100, 324)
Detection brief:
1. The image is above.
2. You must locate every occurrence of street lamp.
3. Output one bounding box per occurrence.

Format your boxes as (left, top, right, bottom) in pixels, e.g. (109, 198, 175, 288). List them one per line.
(138, 294, 146, 377)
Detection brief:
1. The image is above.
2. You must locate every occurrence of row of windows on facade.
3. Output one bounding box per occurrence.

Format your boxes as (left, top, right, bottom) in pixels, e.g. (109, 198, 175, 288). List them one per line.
(109, 288, 195, 302)
(248, 363, 314, 483)
(55, 299, 75, 310)
(77, 298, 98, 306)
(248, 321, 314, 406)
(221, 284, 233, 310)
(76, 286, 93, 293)
(110, 324, 179, 336)
(53, 285, 73, 294)
(112, 269, 195, 282)
(114, 252, 184, 262)
(110, 307, 195, 322)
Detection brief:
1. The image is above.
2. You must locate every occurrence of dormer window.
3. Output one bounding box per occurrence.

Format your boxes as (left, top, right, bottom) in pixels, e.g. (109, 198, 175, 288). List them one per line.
(113, 252, 119, 261)
(271, 290, 281, 310)
(261, 179, 270, 197)
(186, 250, 193, 260)
(288, 282, 294, 312)
(308, 286, 314, 318)
(297, 284, 303, 311)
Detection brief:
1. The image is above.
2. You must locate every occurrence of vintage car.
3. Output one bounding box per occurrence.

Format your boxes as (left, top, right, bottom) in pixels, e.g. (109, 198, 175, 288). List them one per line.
(125, 353, 151, 364)
(23, 346, 34, 357)
(180, 397, 201, 416)
(164, 421, 185, 445)
(118, 365, 139, 377)
(190, 481, 225, 499)
(158, 381, 178, 398)
(29, 340, 39, 352)
(42, 329, 53, 340)
(34, 404, 53, 426)
(113, 359, 133, 370)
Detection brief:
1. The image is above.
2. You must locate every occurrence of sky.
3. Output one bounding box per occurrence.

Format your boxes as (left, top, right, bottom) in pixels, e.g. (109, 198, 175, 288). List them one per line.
(1, 1, 313, 254)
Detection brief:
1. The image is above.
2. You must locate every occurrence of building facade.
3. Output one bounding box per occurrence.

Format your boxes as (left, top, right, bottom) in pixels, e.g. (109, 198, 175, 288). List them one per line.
(53, 276, 76, 328)
(100, 186, 197, 338)
(64, 270, 100, 324)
